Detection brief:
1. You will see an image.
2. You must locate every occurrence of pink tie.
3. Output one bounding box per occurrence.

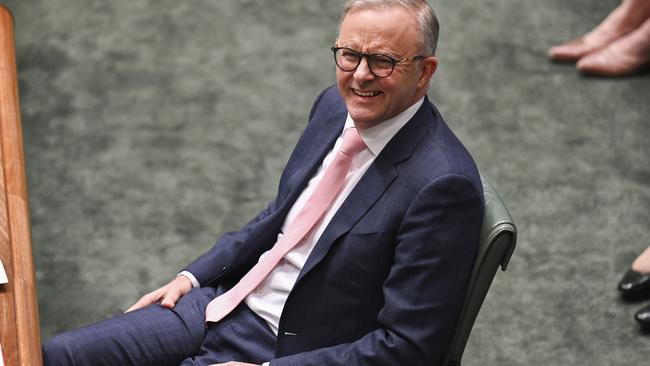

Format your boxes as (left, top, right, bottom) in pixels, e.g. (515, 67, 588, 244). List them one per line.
(205, 127, 366, 323)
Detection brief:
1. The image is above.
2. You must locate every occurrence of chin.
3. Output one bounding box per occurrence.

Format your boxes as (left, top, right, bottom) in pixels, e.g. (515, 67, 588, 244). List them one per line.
(348, 110, 371, 121)
(347, 104, 378, 121)
(349, 114, 382, 129)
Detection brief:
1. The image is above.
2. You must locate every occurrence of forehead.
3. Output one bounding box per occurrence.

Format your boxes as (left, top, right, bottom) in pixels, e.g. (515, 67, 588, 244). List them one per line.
(338, 6, 420, 54)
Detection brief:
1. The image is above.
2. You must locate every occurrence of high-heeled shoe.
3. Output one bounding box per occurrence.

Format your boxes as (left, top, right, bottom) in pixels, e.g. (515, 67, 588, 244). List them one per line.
(618, 269, 650, 300)
(634, 304, 650, 329)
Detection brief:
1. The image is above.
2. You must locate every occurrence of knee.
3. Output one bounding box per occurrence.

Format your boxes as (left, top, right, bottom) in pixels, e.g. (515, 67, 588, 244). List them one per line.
(42, 332, 78, 366)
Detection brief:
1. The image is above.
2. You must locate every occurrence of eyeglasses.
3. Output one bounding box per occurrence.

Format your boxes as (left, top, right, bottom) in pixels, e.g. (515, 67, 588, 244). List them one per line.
(331, 46, 426, 78)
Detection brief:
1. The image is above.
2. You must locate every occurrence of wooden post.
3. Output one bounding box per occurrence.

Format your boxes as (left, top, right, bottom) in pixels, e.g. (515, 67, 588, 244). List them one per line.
(0, 5, 43, 366)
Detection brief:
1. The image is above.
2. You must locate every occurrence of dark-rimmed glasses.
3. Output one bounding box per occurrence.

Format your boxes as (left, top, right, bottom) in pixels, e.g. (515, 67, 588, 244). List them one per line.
(331, 46, 426, 78)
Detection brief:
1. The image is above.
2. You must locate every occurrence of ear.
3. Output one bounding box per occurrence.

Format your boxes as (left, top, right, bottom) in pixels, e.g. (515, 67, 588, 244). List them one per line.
(417, 56, 438, 89)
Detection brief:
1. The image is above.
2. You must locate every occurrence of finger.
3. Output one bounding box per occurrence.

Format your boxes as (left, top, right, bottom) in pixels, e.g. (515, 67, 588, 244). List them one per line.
(126, 292, 161, 313)
(126, 298, 149, 313)
(159, 285, 181, 308)
(160, 293, 178, 309)
(125, 301, 144, 313)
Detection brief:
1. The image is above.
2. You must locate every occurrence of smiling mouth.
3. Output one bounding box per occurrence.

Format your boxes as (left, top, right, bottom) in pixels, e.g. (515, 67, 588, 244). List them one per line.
(352, 88, 382, 97)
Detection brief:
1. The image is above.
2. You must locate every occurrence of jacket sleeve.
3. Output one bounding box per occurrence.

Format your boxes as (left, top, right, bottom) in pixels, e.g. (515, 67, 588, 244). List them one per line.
(270, 174, 484, 366)
(183, 196, 279, 286)
(182, 86, 338, 287)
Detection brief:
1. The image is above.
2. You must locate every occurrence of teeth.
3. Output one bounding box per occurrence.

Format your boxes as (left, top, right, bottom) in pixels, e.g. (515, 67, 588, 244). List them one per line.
(354, 89, 380, 97)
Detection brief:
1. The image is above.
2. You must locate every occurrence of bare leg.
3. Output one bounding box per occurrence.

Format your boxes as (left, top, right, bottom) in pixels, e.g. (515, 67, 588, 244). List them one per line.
(548, 0, 650, 62)
(632, 245, 650, 273)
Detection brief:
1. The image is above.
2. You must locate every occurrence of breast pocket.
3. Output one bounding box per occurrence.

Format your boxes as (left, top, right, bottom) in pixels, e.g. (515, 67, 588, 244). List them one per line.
(337, 230, 384, 249)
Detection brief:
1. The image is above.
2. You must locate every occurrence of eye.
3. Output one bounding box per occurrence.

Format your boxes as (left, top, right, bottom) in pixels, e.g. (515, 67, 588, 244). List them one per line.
(340, 49, 360, 62)
(370, 54, 394, 70)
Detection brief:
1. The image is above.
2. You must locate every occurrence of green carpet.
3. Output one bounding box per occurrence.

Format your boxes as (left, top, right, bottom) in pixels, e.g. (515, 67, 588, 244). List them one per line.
(2, 0, 649, 364)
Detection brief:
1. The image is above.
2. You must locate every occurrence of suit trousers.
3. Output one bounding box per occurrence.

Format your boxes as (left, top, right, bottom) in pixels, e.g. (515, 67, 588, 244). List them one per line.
(42, 287, 277, 366)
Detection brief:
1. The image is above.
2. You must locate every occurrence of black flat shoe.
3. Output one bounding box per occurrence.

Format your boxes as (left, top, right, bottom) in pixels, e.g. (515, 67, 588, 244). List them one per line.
(618, 269, 650, 301)
(635, 304, 650, 330)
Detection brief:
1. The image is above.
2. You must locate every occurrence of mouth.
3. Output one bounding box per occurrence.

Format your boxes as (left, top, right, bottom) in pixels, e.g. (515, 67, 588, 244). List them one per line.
(352, 88, 382, 98)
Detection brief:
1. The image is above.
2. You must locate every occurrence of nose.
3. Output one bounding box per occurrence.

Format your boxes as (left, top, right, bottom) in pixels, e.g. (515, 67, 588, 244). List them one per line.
(352, 57, 376, 84)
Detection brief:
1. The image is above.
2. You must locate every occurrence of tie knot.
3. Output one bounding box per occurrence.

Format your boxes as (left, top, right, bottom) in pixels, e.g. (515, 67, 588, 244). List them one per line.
(340, 127, 366, 156)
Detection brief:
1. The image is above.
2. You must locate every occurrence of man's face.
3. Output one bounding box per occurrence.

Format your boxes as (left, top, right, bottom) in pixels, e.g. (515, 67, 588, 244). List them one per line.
(336, 7, 437, 129)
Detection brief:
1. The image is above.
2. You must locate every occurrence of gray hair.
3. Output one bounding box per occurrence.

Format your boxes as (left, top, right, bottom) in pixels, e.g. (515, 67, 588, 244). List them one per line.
(339, 0, 439, 55)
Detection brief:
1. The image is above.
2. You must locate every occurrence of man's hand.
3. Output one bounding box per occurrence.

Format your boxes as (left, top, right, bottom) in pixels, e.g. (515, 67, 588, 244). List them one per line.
(209, 363, 260, 366)
(126, 275, 193, 312)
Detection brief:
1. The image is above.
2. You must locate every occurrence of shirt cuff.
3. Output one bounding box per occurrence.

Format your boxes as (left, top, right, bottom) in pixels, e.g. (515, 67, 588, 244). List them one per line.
(177, 271, 200, 288)
(262, 363, 270, 366)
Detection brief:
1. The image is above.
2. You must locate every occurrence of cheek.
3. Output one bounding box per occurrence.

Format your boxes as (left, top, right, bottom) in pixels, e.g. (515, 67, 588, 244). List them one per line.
(336, 69, 350, 87)
(377, 80, 396, 100)
(381, 75, 412, 102)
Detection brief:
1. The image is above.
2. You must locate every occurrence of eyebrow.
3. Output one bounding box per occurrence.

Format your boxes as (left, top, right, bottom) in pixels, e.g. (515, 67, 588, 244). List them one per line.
(337, 44, 401, 58)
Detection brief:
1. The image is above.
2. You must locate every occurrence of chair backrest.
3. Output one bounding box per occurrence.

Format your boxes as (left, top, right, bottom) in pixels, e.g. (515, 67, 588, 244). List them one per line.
(442, 177, 517, 366)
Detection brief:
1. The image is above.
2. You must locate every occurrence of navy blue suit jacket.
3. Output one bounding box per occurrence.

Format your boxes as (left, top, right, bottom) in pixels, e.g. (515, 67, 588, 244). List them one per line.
(185, 86, 484, 365)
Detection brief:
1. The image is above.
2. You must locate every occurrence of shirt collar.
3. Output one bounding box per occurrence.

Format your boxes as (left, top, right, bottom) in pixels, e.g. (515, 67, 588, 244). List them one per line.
(343, 97, 425, 156)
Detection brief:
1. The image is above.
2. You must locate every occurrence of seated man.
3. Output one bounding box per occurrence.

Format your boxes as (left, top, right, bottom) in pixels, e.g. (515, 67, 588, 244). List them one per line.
(43, 0, 484, 365)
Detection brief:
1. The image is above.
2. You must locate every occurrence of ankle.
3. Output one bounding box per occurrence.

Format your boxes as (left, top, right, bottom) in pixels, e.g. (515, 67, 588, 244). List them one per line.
(617, 0, 650, 27)
(622, 0, 650, 18)
(632, 246, 650, 273)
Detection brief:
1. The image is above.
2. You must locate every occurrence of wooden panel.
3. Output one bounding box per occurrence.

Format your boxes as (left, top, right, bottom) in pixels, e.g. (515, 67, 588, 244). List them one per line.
(0, 5, 43, 366)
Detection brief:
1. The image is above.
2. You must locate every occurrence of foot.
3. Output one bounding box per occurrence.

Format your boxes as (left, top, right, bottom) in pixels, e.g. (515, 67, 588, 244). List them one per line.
(618, 269, 650, 300)
(618, 247, 650, 300)
(548, 0, 650, 62)
(635, 304, 650, 330)
(577, 18, 650, 76)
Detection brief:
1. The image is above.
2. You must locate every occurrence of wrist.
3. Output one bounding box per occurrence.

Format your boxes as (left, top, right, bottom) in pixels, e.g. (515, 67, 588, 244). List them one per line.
(177, 271, 200, 288)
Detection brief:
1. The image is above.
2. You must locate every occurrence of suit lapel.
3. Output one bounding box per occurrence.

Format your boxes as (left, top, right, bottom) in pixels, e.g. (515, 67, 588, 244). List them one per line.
(239, 95, 347, 255)
(281, 111, 347, 212)
(297, 98, 435, 283)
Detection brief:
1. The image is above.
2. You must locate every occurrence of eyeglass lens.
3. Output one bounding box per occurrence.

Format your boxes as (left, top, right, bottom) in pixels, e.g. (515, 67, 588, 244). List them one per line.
(335, 48, 395, 77)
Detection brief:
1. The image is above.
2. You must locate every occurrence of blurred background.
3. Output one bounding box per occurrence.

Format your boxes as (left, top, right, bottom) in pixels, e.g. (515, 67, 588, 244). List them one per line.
(2, 0, 649, 364)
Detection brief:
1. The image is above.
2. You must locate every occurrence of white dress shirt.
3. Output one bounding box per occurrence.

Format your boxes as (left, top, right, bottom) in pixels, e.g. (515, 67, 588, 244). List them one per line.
(245, 97, 423, 335)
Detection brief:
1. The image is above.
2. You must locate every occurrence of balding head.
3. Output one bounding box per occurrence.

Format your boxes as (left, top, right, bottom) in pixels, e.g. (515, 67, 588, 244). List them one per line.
(339, 0, 439, 56)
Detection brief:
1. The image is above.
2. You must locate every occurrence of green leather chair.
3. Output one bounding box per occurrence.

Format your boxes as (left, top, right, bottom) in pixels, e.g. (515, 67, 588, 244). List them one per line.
(442, 178, 517, 366)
